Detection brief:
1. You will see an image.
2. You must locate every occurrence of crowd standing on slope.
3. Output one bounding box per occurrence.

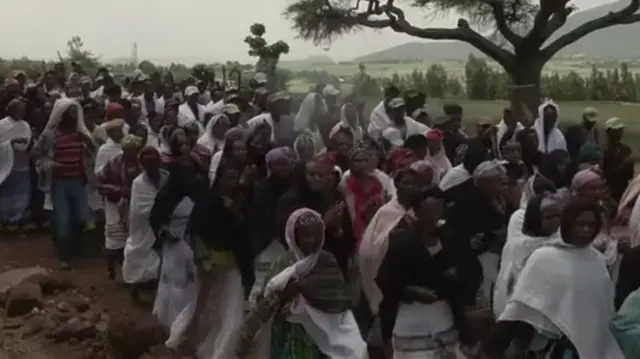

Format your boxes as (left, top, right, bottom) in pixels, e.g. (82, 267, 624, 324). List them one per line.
(2, 65, 640, 358)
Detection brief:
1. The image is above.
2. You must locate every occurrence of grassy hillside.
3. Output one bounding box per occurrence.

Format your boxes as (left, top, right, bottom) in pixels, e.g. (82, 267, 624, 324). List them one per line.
(355, 1, 640, 62)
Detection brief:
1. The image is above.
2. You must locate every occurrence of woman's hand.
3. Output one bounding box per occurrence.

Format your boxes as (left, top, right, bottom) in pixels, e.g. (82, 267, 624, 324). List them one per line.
(324, 202, 345, 227)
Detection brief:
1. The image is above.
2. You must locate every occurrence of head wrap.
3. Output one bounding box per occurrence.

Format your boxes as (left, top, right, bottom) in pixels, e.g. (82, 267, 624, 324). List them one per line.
(472, 160, 507, 179)
(102, 118, 125, 130)
(138, 146, 160, 167)
(285, 208, 326, 257)
(571, 167, 603, 191)
(266, 147, 295, 168)
(385, 147, 418, 175)
(294, 130, 318, 159)
(105, 103, 124, 121)
(348, 141, 372, 162)
(578, 142, 601, 163)
(121, 135, 143, 151)
(6, 98, 24, 115)
(425, 129, 444, 141)
(409, 160, 435, 184)
(224, 127, 247, 142)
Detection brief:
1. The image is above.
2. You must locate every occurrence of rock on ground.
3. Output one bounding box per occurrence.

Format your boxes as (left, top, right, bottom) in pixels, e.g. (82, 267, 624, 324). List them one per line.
(107, 314, 167, 359)
(5, 281, 44, 317)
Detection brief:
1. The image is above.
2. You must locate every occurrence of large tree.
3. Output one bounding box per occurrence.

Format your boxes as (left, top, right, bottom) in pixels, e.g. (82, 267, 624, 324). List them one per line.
(284, 0, 640, 113)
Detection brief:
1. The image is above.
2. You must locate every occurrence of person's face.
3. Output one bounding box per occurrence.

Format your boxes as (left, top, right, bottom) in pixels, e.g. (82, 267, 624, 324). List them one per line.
(212, 118, 230, 139)
(44, 73, 56, 87)
(106, 127, 124, 142)
(606, 128, 623, 143)
(477, 124, 495, 138)
(540, 204, 562, 235)
(396, 172, 420, 205)
(11, 102, 26, 120)
(333, 132, 353, 156)
(578, 179, 605, 200)
(416, 113, 431, 126)
(81, 82, 92, 94)
(412, 146, 428, 161)
(218, 168, 241, 194)
(478, 174, 508, 197)
(295, 220, 324, 256)
(187, 93, 199, 104)
(270, 159, 294, 178)
(296, 141, 315, 162)
(502, 145, 521, 164)
(164, 108, 178, 126)
(350, 152, 372, 176)
(140, 153, 160, 174)
(449, 112, 462, 125)
(227, 113, 241, 127)
(389, 107, 406, 123)
(543, 106, 557, 128)
(129, 104, 142, 123)
(133, 126, 148, 142)
(569, 211, 598, 247)
(149, 114, 163, 132)
(122, 147, 139, 162)
(418, 197, 445, 230)
(230, 140, 248, 162)
(305, 161, 334, 192)
(521, 132, 539, 152)
(249, 130, 269, 153)
(60, 106, 78, 128)
(344, 105, 358, 124)
(324, 95, 337, 108)
(84, 109, 97, 128)
(427, 139, 442, 155)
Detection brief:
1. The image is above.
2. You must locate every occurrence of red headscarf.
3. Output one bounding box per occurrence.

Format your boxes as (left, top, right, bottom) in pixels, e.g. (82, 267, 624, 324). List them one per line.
(385, 147, 419, 175)
(106, 103, 125, 121)
(426, 129, 444, 141)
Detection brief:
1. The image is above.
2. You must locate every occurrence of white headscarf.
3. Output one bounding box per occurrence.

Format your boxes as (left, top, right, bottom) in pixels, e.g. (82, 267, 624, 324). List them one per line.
(197, 114, 228, 154)
(0, 114, 32, 186)
(45, 98, 91, 137)
(330, 104, 363, 141)
(534, 101, 566, 153)
(294, 92, 327, 132)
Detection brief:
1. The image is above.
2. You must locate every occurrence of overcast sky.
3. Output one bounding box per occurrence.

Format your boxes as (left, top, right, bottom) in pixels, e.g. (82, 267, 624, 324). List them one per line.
(0, 0, 613, 64)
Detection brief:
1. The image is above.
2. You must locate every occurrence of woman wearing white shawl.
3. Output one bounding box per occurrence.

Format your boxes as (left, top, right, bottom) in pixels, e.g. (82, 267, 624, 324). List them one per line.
(533, 101, 566, 153)
(196, 114, 230, 155)
(122, 147, 166, 286)
(236, 208, 367, 359)
(496, 108, 524, 156)
(0, 99, 32, 228)
(152, 196, 196, 349)
(330, 103, 364, 141)
(95, 119, 125, 174)
(425, 129, 451, 184)
(293, 91, 326, 151)
(481, 199, 625, 359)
(493, 192, 562, 319)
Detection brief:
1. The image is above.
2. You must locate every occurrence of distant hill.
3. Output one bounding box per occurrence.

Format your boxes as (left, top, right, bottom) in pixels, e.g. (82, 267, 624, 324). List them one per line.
(281, 55, 335, 67)
(355, 1, 640, 62)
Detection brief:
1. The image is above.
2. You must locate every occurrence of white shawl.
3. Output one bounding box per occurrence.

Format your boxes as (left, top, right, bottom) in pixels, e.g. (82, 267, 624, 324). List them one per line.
(438, 164, 470, 191)
(197, 114, 226, 154)
(122, 172, 165, 284)
(367, 101, 389, 140)
(264, 209, 367, 359)
(294, 92, 327, 132)
(341, 169, 396, 199)
(204, 99, 224, 115)
(208, 150, 223, 185)
(358, 198, 411, 314)
(426, 148, 451, 185)
(177, 102, 206, 131)
(0, 116, 31, 186)
(534, 101, 567, 153)
(496, 119, 524, 157)
(44, 98, 91, 137)
(94, 139, 122, 174)
(499, 244, 624, 359)
(330, 104, 363, 141)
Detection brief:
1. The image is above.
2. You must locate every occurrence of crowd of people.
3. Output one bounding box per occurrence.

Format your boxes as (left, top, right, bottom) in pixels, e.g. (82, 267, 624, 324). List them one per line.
(2, 65, 640, 359)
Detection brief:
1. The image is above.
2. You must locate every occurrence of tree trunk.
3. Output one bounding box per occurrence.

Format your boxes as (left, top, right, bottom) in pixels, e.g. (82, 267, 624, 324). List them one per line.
(507, 60, 543, 127)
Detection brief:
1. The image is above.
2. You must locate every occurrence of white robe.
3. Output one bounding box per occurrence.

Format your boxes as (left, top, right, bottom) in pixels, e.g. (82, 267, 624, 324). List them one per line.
(177, 103, 206, 134)
(534, 101, 567, 153)
(197, 114, 225, 154)
(499, 244, 625, 359)
(122, 172, 164, 284)
(0, 116, 31, 187)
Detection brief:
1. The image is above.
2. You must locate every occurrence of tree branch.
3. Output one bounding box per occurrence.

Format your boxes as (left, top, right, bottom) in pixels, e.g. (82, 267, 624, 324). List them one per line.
(488, 1, 522, 46)
(379, 5, 514, 69)
(526, 0, 570, 48)
(543, 0, 640, 60)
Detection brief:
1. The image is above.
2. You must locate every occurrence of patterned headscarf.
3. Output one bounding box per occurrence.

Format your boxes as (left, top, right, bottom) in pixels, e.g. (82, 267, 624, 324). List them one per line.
(571, 167, 603, 192)
(294, 129, 318, 160)
(266, 146, 295, 168)
(409, 160, 436, 184)
(348, 141, 372, 162)
(285, 208, 326, 262)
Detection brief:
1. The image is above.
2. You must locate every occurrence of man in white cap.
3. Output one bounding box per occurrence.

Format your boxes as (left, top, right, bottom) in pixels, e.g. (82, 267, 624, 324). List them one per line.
(564, 106, 600, 159)
(602, 117, 633, 201)
(177, 85, 206, 130)
(384, 97, 430, 143)
(247, 91, 296, 146)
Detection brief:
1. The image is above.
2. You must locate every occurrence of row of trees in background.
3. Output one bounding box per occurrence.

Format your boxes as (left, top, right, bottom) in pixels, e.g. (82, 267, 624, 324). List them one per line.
(335, 55, 640, 102)
(0, 24, 291, 91)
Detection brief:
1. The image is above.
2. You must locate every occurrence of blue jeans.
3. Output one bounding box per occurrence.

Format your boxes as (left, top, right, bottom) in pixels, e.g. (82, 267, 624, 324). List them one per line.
(51, 177, 90, 262)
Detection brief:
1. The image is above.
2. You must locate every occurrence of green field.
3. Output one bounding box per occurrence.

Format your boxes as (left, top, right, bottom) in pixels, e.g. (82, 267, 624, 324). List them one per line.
(284, 58, 640, 93)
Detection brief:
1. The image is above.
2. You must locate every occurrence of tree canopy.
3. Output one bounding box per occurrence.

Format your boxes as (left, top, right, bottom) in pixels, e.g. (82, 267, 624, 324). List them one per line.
(284, 0, 640, 76)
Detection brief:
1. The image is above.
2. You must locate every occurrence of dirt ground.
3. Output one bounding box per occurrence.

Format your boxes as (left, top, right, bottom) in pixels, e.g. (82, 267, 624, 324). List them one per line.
(0, 231, 166, 359)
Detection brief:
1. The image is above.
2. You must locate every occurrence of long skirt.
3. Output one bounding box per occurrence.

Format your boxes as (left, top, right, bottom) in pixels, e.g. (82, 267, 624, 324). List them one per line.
(248, 241, 285, 308)
(392, 301, 466, 359)
(104, 200, 128, 251)
(187, 264, 244, 359)
(0, 168, 31, 225)
(154, 240, 199, 348)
